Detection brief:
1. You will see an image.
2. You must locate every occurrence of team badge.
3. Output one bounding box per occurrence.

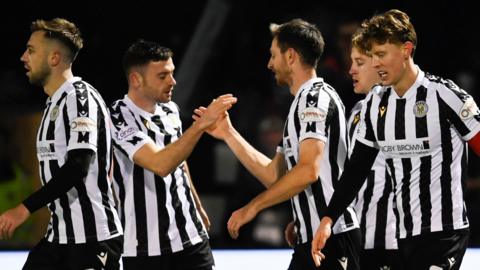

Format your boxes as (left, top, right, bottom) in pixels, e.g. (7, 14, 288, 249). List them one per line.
(50, 105, 60, 121)
(413, 101, 428, 118)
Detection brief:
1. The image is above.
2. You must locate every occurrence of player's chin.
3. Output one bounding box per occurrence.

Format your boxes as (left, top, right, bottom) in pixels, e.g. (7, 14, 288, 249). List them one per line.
(158, 95, 172, 103)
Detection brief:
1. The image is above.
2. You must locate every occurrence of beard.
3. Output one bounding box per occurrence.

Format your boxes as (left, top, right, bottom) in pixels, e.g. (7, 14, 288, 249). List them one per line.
(28, 62, 51, 87)
(274, 70, 290, 87)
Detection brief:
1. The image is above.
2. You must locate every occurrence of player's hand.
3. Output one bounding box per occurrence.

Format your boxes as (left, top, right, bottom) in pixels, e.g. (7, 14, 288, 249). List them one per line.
(227, 204, 258, 239)
(0, 204, 31, 239)
(311, 216, 332, 267)
(193, 107, 234, 140)
(284, 221, 297, 248)
(192, 94, 237, 131)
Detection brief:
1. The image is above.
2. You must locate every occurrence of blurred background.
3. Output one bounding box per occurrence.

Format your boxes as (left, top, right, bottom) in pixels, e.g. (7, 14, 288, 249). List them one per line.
(0, 0, 479, 250)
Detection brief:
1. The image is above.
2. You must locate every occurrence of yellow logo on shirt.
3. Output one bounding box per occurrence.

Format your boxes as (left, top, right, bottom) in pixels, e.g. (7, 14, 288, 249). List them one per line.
(379, 106, 387, 117)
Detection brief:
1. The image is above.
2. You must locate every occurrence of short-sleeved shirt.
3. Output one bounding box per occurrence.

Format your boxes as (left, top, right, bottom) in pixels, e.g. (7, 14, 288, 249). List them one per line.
(110, 95, 207, 257)
(277, 77, 359, 244)
(356, 66, 480, 239)
(36, 77, 122, 244)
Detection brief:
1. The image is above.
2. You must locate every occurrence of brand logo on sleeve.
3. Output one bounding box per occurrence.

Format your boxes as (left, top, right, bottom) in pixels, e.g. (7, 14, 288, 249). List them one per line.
(299, 107, 326, 122)
(459, 97, 479, 120)
(116, 127, 138, 141)
(70, 117, 96, 132)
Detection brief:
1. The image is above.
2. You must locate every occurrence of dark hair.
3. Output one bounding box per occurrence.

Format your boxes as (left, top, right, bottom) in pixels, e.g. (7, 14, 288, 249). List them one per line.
(31, 18, 83, 62)
(270, 18, 324, 68)
(122, 40, 173, 78)
(362, 9, 417, 56)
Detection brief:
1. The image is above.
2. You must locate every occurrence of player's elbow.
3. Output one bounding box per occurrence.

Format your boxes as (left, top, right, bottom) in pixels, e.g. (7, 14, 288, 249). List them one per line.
(302, 163, 320, 184)
(153, 166, 171, 178)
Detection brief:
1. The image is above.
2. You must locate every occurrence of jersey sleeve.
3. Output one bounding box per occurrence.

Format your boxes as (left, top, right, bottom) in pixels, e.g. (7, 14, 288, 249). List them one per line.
(296, 88, 331, 143)
(110, 102, 152, 161)
(438, 83, 480, 141)
(65, 88, 99, 152)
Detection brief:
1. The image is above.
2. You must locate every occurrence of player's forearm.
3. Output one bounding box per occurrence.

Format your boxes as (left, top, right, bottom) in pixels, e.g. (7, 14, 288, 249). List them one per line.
(23, 149, 93, 213)
(150, 123, 204, 177)
(224, 128, 279, 187)
(249, 162, 318, 212)
(324, 141, 378, 224)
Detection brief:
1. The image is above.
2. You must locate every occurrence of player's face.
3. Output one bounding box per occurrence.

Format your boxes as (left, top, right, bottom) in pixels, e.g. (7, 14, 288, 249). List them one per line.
(349, 47, 380, 94)
(370, 41, 406, 87)
(140, 58, 176, 103)
(20, 31, 52, 87)
(267, 38, 291, 87)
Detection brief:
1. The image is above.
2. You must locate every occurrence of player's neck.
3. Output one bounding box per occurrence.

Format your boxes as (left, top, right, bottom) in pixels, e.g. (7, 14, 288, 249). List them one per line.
(290, 68, 317, 96)
(127, 91, 156, 114)
(392, 59, 418, 98)
(44, 68, 74, 97)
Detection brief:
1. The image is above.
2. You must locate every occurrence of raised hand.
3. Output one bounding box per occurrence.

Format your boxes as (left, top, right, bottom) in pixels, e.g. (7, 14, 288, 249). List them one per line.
(193, 101, 235, 140)
(311, 217, 332, 267)
(192, 94, 237, 131)
(0, 204, 30, 240)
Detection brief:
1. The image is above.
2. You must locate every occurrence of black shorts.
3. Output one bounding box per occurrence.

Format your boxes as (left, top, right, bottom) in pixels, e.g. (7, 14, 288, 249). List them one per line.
(360, 249, 403, 270)
(397, 229, 469, 270)
(122, 240, 215, 270)
(23, 236, 123, 270)
(288, 228, 360, 270)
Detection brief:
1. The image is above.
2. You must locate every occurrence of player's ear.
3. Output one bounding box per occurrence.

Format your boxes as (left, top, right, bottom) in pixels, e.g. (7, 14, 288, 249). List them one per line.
(402, 42, 414, 60)
(129, 71, 143, 88)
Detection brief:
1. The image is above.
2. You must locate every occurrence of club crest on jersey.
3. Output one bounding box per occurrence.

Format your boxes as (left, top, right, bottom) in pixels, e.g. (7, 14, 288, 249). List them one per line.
(413, 101, 428, 118)
(459, 96, 479, 120)
(50, 105, 60, 121)
(299, 107, 326, 123)
(70, 117, 96, 132)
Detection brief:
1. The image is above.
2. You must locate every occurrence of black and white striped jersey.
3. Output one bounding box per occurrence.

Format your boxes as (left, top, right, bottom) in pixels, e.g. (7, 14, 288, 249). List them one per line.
(110, 95, 207, 257)
(36, 77, 122, 244)
(277, 77, 359, 244)
(348, 99, 398, 250)
(356, 67, 480, 239)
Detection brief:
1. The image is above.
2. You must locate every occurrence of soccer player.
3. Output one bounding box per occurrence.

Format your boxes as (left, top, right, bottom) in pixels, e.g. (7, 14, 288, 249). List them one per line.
(348, 29, 402, 270)
(109, 39, 236, 270)
(196, 19, 360, 270)
(312, 9, 480, 270)
(0, 18, 123, 269)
